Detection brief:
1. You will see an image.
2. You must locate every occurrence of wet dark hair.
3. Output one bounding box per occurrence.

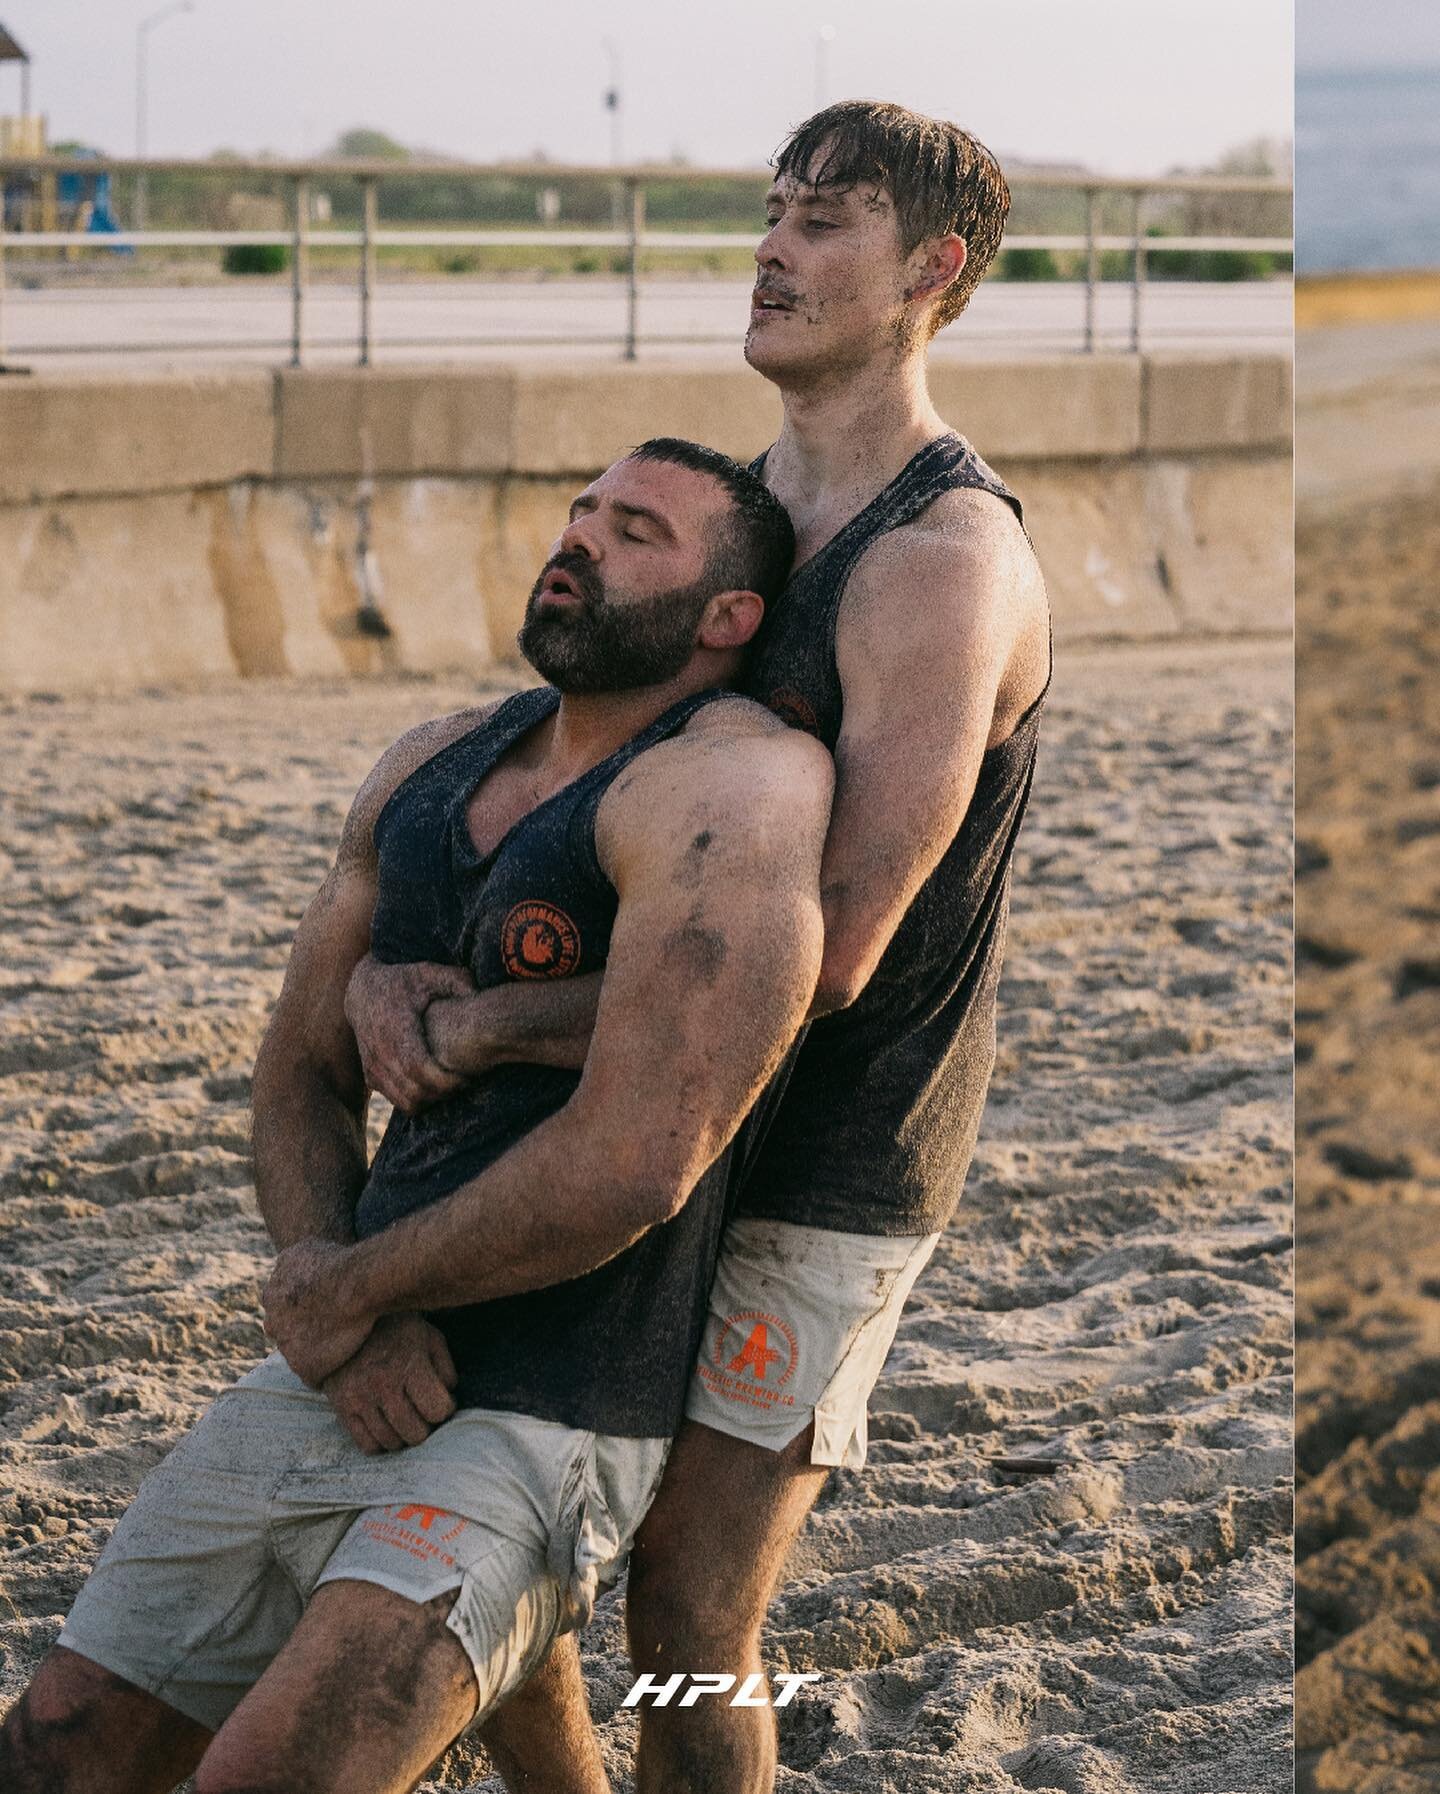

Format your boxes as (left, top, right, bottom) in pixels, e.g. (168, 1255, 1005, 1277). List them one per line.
(773, 99, 1010, 333)
(628, 437, 795, 601)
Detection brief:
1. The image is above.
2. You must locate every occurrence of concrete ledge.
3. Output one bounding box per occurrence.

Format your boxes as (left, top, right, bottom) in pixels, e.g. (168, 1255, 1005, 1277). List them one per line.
(0, 454, 1290, 693)
(276, 366, 515, 480)
(509, 364, 782, 473)
(0, 355, 1292, 692)
(0, 371, 274, 504)
(1144, 354, 1292, 454)
(931, 357, 1141, 460)
(2, 354, 1291, 507)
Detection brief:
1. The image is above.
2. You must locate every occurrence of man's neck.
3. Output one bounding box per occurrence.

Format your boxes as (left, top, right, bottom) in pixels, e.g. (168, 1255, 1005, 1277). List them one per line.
(764, 349, 948, 549)
(540, 667, 724, 785)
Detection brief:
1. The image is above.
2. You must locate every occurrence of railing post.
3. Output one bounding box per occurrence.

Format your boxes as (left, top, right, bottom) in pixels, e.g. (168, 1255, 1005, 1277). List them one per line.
(0, 215, 7, 366)
(1129, 189, 1147, 354)
(290, 175, 309, 368)
(359, 177, 378, 368)
(624, 179, 644, 362)
(1083, 188, 1099, 354)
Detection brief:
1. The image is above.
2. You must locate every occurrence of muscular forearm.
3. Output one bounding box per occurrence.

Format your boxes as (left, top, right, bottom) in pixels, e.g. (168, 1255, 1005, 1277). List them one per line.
(338, 1097, 667, 1319)
(424, 973, 603, 1076)
(251, 1057, 367, 1250)
(804, 872, 891, 1018)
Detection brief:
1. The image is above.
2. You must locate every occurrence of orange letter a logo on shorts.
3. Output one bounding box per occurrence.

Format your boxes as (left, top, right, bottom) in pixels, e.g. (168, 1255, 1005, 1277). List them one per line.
(395, 1504, 448, 1531)
(729, 1322, 783, 1381)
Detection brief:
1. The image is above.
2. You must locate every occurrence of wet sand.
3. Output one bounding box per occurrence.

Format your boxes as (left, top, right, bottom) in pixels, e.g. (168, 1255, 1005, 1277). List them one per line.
(1296, 342, 1440, 1789)
(0, 641, 1292, 1791)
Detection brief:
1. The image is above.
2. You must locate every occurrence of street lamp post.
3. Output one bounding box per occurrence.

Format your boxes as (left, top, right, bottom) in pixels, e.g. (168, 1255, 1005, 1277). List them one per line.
(603, 38, 623, 231)
(135, 0, 194, 231)
(815, 25, 836, 111)
(603, 38, 622, 165)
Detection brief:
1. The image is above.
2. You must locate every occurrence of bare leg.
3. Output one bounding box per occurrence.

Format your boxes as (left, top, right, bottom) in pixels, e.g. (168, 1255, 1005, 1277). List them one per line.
(628, 1420, 829, 1794)
(479, 1633, 612, 1794)
(0, 1644, 213, 1794)
(193, 1579, 477, 1794)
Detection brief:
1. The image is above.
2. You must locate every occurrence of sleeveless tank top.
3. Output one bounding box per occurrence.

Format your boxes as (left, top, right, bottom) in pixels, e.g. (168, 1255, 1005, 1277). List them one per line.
(355, 683, 736, 1436)
(739, 431, 1051, 1235)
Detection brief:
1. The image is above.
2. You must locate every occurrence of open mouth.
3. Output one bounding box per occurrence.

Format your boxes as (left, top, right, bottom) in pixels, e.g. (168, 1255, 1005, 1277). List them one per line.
(751, 292, 795, 318)
(540, 568, 583, 603)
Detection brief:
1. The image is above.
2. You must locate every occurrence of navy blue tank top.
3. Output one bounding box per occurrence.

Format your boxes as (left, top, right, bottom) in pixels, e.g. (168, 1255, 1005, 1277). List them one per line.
(355, 684, 736, 1436)
(740, 431, 1050, 1235)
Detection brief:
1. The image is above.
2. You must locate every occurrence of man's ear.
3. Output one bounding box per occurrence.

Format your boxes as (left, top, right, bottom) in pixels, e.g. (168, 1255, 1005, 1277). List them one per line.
(698, 589, 765, 652)
(907, 233, 967, 305)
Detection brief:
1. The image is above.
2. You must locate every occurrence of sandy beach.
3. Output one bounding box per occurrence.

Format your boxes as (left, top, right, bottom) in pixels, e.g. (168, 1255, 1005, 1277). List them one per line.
(1295, 316, 1440, 1789)
(0, 640, 1292, 1791)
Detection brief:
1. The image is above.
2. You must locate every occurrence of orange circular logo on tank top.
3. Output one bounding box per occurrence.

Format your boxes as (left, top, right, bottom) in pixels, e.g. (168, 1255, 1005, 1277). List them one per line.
(501, 901, 582, 979)
(766, 688, 820, 735)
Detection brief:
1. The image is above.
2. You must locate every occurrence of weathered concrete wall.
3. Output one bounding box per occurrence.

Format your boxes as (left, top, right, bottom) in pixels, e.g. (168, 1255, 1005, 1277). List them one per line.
(0, 356, 1291, 694)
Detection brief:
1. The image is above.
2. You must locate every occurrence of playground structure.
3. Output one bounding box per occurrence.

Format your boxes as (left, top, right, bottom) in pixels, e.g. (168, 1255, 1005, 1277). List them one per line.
(0, 19, 43, 229)
(1, 23, 121, 243)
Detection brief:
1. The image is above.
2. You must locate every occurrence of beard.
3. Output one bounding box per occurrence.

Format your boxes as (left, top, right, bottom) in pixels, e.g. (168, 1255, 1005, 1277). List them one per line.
(518, 551, 716, 694)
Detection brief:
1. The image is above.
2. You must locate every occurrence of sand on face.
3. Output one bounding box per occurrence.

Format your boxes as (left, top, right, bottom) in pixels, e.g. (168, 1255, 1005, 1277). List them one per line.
(0, 645, 1292, 1792)
(1296, 473, 1440, 1791)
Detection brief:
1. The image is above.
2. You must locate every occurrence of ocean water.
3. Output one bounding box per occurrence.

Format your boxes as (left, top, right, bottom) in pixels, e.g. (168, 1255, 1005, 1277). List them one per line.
(1298, 67, 1440, 272)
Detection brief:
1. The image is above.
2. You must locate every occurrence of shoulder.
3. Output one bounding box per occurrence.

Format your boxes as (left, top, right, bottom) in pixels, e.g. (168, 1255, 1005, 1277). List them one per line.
(850, 487, 1041, 615)
(677, 692, 833, 795)
(336, 694, 506, 869)
(625, 692, 831, 790)
(839, 487, 1045, 667)
(596, 695, 833, 882)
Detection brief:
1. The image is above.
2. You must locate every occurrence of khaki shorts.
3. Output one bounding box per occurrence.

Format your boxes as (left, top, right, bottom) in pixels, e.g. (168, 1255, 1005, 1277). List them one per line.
(58, 1351, 667, 1733)
(684, 1218, 940, 1469)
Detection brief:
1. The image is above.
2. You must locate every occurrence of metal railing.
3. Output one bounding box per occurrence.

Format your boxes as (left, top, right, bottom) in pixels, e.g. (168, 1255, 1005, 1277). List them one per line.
(0, 154, 1292, 367)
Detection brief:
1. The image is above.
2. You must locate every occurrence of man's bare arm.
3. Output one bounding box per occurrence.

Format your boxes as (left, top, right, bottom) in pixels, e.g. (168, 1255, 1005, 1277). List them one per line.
(812, 497, 1046, 1014)
(263, 715, 833, 1379)
(251, 704, 495, 1438)
(250, 816, 376, 1251)
(423, 973, 602, 1076)
(343, 958, 600, 1107)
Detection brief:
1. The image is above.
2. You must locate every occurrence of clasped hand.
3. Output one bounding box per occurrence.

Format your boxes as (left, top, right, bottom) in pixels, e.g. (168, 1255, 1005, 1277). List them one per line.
(262, 1238, 373, 1386)
(263, 1242, 459, 1453)
(344, 954, 476, 1114)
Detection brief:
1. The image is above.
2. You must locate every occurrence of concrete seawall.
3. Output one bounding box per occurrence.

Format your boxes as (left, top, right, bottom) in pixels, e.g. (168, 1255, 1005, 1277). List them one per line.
(0, 356, 1292, 694)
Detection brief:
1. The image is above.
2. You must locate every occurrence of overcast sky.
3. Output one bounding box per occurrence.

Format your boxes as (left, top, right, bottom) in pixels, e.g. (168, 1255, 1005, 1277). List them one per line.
(1299, 0, 1440, 72)
(2, 0, 1290, 176)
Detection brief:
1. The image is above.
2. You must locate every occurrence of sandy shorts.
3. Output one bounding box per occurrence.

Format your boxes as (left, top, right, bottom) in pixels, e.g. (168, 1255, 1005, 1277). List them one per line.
(684, 1217, 941, 1469)
(58, 1351, 667, 1733)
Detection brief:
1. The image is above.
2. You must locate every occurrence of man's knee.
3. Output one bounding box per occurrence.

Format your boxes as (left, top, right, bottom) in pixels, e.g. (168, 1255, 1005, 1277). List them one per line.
(627, 1552, 764, 1671)
(194, 1735, 292, 1794)
(0, 1647, 209, 1792)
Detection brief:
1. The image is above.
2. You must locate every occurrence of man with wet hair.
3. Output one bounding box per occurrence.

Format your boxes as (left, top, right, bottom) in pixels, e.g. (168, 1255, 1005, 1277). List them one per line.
(354, 100, 1052, 1794)
(0, 441, 833, 1794)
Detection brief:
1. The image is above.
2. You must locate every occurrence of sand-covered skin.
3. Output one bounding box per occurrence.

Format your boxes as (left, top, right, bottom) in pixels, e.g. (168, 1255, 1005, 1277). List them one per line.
(0, 644, 1292, 1792)
(1295, 485, 1440, 1794)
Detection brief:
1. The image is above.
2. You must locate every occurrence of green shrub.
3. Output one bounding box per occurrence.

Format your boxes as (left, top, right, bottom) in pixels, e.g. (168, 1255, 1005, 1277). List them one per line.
(1147, 246, 1275, 281)
(222, 243, 289, 276)
(1000, 246, 1060, 281)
